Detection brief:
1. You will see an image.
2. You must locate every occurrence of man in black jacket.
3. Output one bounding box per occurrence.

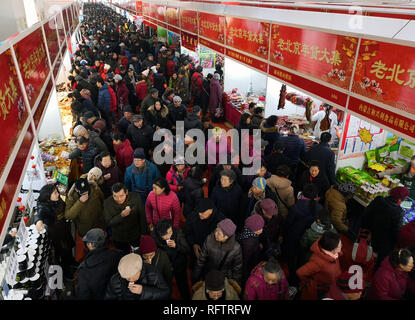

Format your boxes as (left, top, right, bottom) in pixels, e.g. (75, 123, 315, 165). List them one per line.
(184, 105, 203, 131)
(126, 114, 154, 157)
(303, 132, 336, 185)
(152, 219, 191, 300)
(77, 228, 123, 300)
(184, 199, 225, 268)
(265, 141, 291, 176)
(208, 156, 245, 195)
(105, 253, 170, 300)
(118, 105, 133, 136)
(168, 95, 188, 134)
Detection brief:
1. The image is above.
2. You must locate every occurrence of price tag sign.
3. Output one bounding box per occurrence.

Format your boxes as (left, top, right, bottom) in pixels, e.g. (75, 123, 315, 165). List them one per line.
(52, 170, 68, 186)
(6, 249, 18, 286)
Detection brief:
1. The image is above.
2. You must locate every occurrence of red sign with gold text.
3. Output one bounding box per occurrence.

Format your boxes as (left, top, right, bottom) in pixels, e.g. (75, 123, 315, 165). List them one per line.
(44, 19, 59, 65)
(180, 9, 198, 34)
(166, 7, 179, 27)
(56, 13, 66, 45)
(149, 3, 156, 18)
(136, 1, 143, 16)
(268, 64, 348, 108)
(181, 31, 198, 52)
(199, 12, 225, 44)
(348, 96, 415, 139)
(199, 37, 225, 54)
(156, 5, 165, 22)
(226, 48, 267, 73)
(0, 49, 29, 185)
(270, 25, 357, 90)
(143, 2, 150, 16)
(169, 26, 180, 36)
(0, 125, 34, 236)
(14, 27, 50, 110)
(225, 17, 270, 60)
(352, 39, 415, 117)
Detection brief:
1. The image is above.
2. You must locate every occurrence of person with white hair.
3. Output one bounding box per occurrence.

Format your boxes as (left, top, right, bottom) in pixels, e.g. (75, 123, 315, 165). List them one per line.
(166, 156, 190, 202)
(71, 124, 108, 154)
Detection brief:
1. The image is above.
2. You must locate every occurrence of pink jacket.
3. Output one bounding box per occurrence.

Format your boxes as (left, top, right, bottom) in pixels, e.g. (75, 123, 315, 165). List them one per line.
(244, 261, 289, 300)
(165, 165, 190, 193)
(145, 191, 181, 228)
(206, 136, 231, 167)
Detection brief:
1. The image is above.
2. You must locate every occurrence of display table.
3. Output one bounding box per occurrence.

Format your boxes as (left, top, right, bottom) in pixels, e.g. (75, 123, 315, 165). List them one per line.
(224, 98, 243, 127)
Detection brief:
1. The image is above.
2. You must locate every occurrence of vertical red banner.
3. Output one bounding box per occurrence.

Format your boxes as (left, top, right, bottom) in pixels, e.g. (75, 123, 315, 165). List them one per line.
(13, 27, 50, 109)
(62, 8, 70, 35)
(166, 7, 179, 27)
(225, 17, 270, 60)
(43, 18, 59, 65)
(180, 9, 198, 34)
(0, 48, 29, 184)
(56, 13, 66, 46)
(149, 3, 156, 18)
(181, 31, 198, 52)
(156, 5, 165, 22)
(136, 1, 143, 16)
(198, 12, 225, 44)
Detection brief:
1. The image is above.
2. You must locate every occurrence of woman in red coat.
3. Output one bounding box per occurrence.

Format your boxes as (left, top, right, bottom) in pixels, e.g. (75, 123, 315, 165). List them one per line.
(112, 132, 133, 177)
(296, 231, 342, 300)
(165, 156, 190, 203)
(398, 220, 415, 248)
(114, 74, 130, 108)
(135, 74, 149, 113)
(367, 249, 413, 300)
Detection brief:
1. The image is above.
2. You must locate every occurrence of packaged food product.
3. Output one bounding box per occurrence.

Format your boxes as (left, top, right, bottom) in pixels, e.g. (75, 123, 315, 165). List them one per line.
(366, 150, 377, 167)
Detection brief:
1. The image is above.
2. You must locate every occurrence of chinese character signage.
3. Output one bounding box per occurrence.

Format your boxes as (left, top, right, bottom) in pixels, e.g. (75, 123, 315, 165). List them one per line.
(199, 12, 225, 44)
(199, 38, 225, 54)
(166, 7, 179, 27)
(226, 48, 267, 73)
(13, 27, 50, 110)
(62, 8, 70, 34)
(43, 19, 59, 65)
(143, 2, 150, 16)
(352, 39, 415, 118)
(136, 1, 143, 16)
(56, 13, 66, 46)
(0, 49, 28, 182)
(180, 9, 198, 34)
(149, 3, 156, 18)
(270, 25, 357, 90)
(181, 31, 198, 52)
(348, 96, 415, 139)
(156, 5, 165, 22)
(225, 17, 270, 59)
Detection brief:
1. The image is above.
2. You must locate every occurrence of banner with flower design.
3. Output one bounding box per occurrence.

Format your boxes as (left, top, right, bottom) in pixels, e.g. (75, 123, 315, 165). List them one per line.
(13, 27, 50, 110)
(270, 25, 357, 90)
(199, 12, 225, 44)
(0, 49, 29, 182)
(166, 6, 179, 27)
(352, 39, 415, 118)
(225, 17, 270, 60)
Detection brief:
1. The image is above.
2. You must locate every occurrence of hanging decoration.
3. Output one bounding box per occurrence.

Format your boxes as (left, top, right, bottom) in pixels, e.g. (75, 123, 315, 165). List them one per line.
(277, 84, 286, 110)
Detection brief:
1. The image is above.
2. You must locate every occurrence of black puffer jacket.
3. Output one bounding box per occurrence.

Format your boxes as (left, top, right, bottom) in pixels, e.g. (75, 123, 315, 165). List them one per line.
(126, 123, 154, 154)
(184, 113, 203, 131)
(182, 177, 204, 218)
(192, 232, 243, 285)
(151, 227, 190, 266)
(168, 103, 188, 123)
(77, 247, 123, 300)
(34, 199, 65, 228)
(105, 263, 170, 300)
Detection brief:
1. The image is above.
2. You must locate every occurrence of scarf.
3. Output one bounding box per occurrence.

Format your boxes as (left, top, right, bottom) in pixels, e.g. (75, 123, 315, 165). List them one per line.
(321, 248, 339, 260)
(237, 227, 259, 241)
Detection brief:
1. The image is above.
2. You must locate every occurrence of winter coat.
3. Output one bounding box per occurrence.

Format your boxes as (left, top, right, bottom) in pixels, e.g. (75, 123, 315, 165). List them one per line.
(116, 80, 130, 108)
(325, 284, 350, 300)
(107, 86, 117, 113)
(246, 187, 280, 220)
(211, 183, 244, 225)
(244, 261, 289, 300)
(184, 208, 225, 247)
(279, 134, 306, 167)
(153, 73, 167, 96)
(361, 196, 403, 259)
(69, 140, 99, 174)
(105, 263, 170, 300)
(266, 175, 296, 220)
(168, 77, 178, 90)
(80, 96, 100, 117)
(135, 81, 148, 101)
(182, 176, 205, 218)
(98, 83, 111, 113)
(208, 165, 245, 196)
(88, 130, 109, 154)
(117, 117, 131, 136)
(103, 192, 147, 243)
(299, 222, 337, 266)
(145, 104, 172, 130)
(260, 120, 280, 156)
(96, 158, 122, 198)
(303, 142, 336, 185)
(184, 113, 203, 131)
(168, 103, 188, 124)
(77, 247, 123, 300)
(368, 257, 409, 300)
(398, 220, 415, 248)
(238, 227, 262, 280)
(324, 186, 348, 233)
(140, 94, 158, 116)
(145, 191, 181, 228)
(114, 139, 134, 175)
(146, 249, 173, 290)
(206, 136, 231, 168)
(283, 199, 323, 259)
(34, 199, 65, 229)
(209, 78, 222, 111)
(193, 232, 243, 285)
(176, 75, 190, 103)
(124, 161, 161, 202)
(65, 183, 105, 237)
(126, 123, 154, 153)
(192, 278, 240, 300)
(166, 165, 190, 193)
(166, 59, 175, 78)
(298, 171, 330, 201)
(191, 72, 203, 96)
(296, 238, 342, 300)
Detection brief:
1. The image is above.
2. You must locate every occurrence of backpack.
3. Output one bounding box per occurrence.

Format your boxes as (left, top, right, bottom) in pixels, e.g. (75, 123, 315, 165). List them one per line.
(352, 228, 374, 264)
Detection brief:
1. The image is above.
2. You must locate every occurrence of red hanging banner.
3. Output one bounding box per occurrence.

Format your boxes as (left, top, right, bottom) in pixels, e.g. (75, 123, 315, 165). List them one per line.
(166, 7, 179, 27)
(225, 17, 270, 60)
(348, 96, 415, 139)
(62, 8, 70, 34)
(180, 9, 198, 34)
(198, 12, 225, 44)
(181, 31, 198, 52)
(136, 1, 143, 16)
(156, 5, 165, 22)
(270, 25, 357, 90)
(143, 2, 150, 16)
(169, 26, 180, 36)
(352, 39, 415, 117)
(0, 49, 29, 181)
(56, 13, 66, 46)
(226, 48, 267, 73)
(149, 3, 156, 18)
(13, 27, 50, 110)
(199, 37, 225, 54)
(43, 19, 59, 65)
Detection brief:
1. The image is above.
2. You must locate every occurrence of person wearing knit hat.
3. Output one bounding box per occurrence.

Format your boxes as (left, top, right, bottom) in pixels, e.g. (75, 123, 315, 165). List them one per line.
(87, 167, 103, 186)
(252, 177, 267, 192)
(92, 120, 106, 133)
(192, 269, 240, 300)
(245, 214, 265, 234)
(192, 218, 243, 285)
(142, 69, 150, 77)
(138, 235, 173, 290)
(259, 198, 278, 217)
(104, 64, 111, 71)
(105, 252, 170, 300)
(114, 74, 123, 82)
(389, 186, 410, 202)
(325, 271, 365, 300)
(133, 147, 146, 159)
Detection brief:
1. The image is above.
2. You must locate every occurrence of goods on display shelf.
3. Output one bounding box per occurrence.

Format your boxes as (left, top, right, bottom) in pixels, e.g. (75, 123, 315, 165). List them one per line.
(57, 90, 74, 140)
(226, 88, 265, 111)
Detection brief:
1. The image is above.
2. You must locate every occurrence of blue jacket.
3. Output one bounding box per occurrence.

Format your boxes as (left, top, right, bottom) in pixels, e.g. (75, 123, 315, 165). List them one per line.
(279, 134, 306, 166)
(98, 83, 111, 113)
(124, 160, 161, 199)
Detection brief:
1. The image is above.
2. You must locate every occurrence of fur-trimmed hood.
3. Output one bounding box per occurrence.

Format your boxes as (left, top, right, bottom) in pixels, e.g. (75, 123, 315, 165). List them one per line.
(147, 104, 169, 118)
